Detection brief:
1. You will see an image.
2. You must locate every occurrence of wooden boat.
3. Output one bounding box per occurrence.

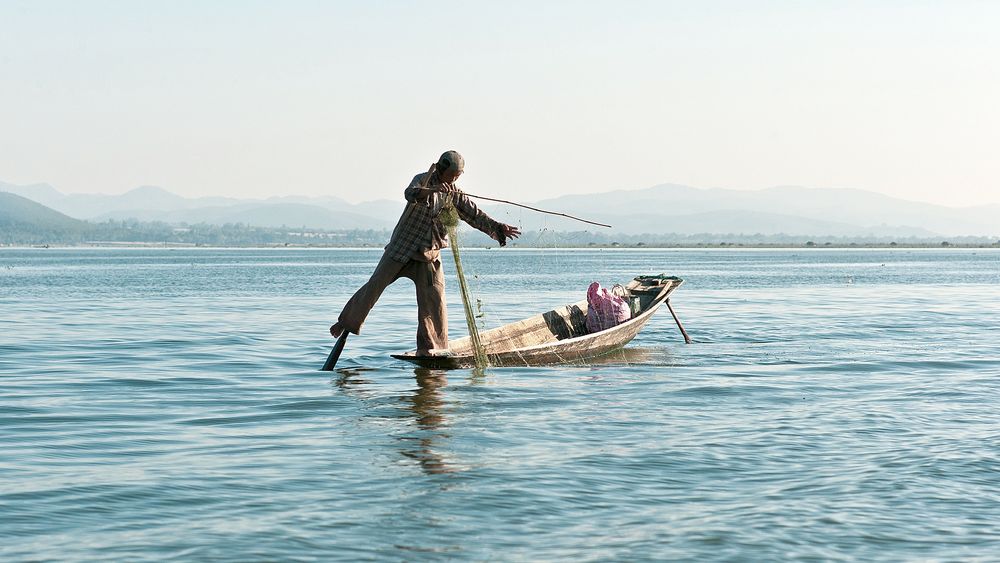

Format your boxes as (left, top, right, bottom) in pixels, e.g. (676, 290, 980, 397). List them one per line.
(392, 274, 686, 368)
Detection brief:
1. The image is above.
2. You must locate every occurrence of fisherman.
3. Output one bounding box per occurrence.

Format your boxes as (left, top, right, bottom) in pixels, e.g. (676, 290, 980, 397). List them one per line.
(329, 151, 521, 356)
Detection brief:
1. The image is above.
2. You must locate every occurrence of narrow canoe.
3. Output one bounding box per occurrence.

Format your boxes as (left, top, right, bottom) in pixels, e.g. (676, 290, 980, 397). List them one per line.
(392, 274, 684, 369)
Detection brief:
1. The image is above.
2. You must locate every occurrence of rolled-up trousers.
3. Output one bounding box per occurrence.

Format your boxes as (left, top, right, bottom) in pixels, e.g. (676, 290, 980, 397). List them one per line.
(337, 253, 447, 352)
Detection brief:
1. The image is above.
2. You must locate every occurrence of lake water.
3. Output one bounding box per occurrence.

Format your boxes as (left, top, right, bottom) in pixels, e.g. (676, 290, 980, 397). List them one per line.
(2, 247, 1000, 561)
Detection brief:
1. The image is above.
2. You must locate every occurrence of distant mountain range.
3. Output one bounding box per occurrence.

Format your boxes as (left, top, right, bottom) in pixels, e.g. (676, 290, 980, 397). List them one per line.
(523, 184, 1000, 237)
(0, 192, 95, 243)
(0, 192, 90, 231)
(2, 180, 998, 237)
(0, 182, 403, 231)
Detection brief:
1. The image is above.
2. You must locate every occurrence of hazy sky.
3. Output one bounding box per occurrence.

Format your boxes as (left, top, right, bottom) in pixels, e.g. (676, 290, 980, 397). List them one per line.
(2, 1, 998, 206)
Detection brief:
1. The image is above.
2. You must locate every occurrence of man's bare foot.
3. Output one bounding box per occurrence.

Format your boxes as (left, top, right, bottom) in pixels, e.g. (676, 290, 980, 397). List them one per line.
(330, 322, 344, 338)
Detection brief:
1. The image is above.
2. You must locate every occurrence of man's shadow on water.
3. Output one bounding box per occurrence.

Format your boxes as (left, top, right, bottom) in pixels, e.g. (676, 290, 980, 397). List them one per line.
(334, 367, 460, 476)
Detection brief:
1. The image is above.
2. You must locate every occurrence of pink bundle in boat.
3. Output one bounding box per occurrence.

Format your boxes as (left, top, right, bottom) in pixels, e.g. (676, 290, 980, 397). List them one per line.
(585, 282, 631, 333)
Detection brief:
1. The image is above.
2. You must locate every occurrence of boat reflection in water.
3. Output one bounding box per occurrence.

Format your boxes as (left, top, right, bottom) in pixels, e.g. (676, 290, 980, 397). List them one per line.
(332, 343, 678, 477)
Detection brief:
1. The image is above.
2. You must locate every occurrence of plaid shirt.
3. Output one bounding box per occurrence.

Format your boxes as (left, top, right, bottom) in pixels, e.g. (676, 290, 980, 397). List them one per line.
(384, 171, 503, 263)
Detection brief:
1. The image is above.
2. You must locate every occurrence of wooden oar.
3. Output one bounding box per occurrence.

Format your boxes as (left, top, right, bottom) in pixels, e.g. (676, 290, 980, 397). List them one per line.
(665, 299, 692, 344)
(321, 331, 349, 371)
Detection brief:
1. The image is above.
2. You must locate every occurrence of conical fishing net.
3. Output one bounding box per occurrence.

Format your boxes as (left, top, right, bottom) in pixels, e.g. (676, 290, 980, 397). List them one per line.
(441, 197, 489, 369)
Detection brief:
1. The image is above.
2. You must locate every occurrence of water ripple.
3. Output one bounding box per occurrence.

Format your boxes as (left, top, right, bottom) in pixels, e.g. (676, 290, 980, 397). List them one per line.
(3, 248, 1000, 560)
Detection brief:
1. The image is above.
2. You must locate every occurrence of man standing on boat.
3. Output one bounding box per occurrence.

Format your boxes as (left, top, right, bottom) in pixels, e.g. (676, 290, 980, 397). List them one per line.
(329, 151, 521, 356)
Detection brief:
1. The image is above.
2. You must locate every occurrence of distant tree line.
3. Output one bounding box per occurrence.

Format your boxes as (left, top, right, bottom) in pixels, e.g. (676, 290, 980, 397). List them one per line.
(0, 219, 391, 246)
(3, 218, 998, 248)
(462, 229, 1000, 248)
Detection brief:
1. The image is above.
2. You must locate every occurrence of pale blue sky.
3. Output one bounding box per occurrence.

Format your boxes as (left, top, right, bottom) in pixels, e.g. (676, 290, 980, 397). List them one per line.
(2, 1, 998, 206)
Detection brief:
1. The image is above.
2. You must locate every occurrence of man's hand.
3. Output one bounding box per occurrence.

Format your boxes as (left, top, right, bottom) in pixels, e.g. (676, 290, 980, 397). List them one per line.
(411, 163, 442, 203)
(411, 185, 435, 203)
(496, 223, 522, 247)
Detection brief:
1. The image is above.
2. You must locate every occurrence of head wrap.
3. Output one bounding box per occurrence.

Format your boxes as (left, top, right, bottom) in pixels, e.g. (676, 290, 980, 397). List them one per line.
(436, 150, 465, 174)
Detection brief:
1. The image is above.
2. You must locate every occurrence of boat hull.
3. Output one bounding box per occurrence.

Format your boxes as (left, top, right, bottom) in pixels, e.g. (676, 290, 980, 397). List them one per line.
(392, 275, 683, 369)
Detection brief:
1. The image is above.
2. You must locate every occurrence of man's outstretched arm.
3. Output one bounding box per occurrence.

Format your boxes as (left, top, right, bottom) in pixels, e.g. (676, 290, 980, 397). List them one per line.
(452, 192, 521, 246)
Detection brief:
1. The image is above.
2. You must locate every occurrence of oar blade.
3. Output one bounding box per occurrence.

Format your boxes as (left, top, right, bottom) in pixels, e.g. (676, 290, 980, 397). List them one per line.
(321, 332, 350, 371)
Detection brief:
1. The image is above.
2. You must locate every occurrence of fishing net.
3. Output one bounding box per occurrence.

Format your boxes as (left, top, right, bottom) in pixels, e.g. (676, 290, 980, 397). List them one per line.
(434, 180, 628, 370)
(441, 196, 489, 369)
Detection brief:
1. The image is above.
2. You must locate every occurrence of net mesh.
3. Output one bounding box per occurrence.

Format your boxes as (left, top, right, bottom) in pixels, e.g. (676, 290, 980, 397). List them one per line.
(442, 197, 489, 369)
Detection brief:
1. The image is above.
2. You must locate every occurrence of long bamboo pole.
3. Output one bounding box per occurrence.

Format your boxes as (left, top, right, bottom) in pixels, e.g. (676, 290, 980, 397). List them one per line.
(416, 187, 611, 229)
(428, 167, 489, 368)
